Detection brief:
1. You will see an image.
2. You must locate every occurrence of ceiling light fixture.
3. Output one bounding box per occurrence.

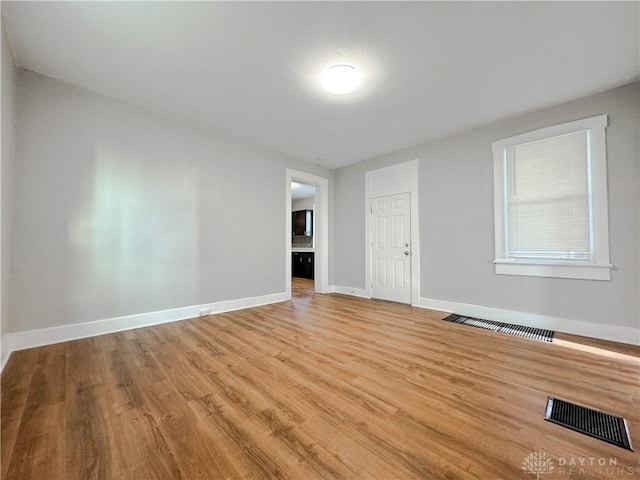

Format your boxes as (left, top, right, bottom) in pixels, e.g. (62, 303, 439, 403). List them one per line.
(321, 65, 361, 95)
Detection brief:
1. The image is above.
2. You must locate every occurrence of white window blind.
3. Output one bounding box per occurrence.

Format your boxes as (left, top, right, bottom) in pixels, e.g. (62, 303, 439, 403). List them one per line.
(493, 114, 610, 280)
(505, 131, 591, 260)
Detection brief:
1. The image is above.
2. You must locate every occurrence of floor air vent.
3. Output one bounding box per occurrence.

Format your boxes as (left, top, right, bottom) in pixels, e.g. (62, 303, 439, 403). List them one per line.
(545, 397, 633, 451)
(442, 314, 554, 342)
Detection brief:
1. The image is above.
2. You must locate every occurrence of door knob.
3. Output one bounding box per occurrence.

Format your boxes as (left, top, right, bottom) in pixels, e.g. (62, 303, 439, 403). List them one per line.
(404, 251, 410, 256)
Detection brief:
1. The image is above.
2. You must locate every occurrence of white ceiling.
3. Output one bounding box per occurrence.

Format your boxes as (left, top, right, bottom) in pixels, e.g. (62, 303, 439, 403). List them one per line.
(3, 2, 638, 169)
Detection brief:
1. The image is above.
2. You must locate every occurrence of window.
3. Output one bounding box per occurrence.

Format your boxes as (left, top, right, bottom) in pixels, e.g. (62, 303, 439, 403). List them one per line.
(492, 115, 611, 280)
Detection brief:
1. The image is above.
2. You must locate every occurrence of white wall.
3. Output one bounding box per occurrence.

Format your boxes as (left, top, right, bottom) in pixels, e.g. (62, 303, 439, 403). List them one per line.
(1, 18, 17, 365)
(292, 197, 314, 211)
(9, 69, 332, 334)
(334, 83, 640, 344)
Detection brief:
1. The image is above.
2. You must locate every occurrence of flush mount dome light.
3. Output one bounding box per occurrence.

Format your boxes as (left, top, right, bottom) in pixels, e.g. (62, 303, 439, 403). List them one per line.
(321, 65, 361, 94)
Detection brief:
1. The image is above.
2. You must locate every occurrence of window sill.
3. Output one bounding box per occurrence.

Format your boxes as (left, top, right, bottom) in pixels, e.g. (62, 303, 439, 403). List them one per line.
(494, 260, 611, 281)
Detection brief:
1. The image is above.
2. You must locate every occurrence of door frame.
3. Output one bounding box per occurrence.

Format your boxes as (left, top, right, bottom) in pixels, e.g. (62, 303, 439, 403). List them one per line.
(286, 169, 329, 298)
(365, 160, 420, 305)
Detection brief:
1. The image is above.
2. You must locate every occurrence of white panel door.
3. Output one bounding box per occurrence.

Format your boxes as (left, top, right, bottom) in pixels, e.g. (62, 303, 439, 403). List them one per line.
(370, 192, 411, 304)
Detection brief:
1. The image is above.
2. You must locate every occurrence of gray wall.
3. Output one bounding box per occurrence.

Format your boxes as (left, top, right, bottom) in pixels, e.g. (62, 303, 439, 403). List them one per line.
(334, 83, 639, 334)
(292, 197, 315, 211)
(1, 19, 17, 355)
(10, 69, 332, 332)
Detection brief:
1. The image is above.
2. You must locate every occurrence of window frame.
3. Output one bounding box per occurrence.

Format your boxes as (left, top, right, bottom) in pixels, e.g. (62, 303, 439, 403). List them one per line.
(492, 114, 611, 281)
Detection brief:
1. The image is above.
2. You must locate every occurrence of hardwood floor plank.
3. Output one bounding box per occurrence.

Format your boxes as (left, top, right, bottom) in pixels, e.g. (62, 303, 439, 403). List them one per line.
(140, 380, 227, 479)
(1, 349, 40, 480)
(0, 389, 29, 480)
(1, 349, 39, 393)
(137, 328, 214, 402)
(110, 406, 183, 480)
(4, 402, 66, 480)
(65, 380, 115, 480)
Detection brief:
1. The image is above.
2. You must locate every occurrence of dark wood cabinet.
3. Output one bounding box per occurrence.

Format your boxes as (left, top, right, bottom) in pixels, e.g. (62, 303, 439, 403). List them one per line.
(292, 210, 313, 236)
(292, 252, 314, 279)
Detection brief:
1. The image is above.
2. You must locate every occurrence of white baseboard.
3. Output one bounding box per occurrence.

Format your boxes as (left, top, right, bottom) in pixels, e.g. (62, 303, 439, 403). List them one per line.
(1, 335, 10, 371)
(2, 292, 288, 364)
(329, 285, 370, 298)
(417, 296, 640, 346)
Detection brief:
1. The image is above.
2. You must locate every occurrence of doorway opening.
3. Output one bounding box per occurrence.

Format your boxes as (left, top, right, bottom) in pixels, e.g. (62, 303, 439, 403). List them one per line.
(285, 169, 329, 300)
(291, 181, 315, 298)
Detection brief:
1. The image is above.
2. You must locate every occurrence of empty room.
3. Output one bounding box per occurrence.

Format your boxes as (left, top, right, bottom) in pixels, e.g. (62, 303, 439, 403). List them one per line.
(1, 2, 639, 479)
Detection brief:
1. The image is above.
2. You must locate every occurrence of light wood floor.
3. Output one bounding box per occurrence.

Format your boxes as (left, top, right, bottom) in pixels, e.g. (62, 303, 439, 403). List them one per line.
(2, 282, 639, 479)
(291, 277, 315, 298)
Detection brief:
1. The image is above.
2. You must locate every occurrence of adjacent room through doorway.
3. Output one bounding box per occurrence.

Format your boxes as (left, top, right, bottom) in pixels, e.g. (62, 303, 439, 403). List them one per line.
(291, 181, 315, 298)
(285, 169, 329, 300)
